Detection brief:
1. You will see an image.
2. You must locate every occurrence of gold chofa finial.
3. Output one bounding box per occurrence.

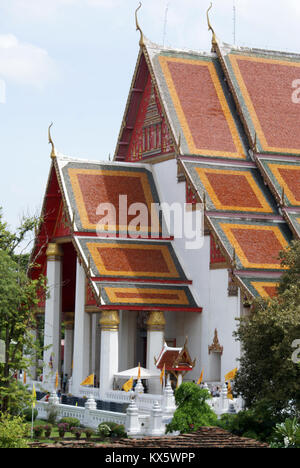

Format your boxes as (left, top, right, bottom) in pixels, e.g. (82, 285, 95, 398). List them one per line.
(281, 187, 285, 207)
(232, 248, 237, 269)
(206, 3, 217, 49)
(135, 2, 145, 47)
(177, 132, 181, 155)
(48, 123, 56, 159)
(253, 132, 259, 153)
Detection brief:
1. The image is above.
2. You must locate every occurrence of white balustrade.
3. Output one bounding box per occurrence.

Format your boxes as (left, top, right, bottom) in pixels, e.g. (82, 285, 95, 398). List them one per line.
(35, 399, 125, 430)
(33, 379, 244, 438)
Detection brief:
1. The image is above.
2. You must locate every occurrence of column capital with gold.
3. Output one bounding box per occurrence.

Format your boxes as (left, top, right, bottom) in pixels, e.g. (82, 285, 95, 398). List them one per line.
(146, 311, 166, 332)
(46, 243, 63, 261)
(99, 310, 120, 331)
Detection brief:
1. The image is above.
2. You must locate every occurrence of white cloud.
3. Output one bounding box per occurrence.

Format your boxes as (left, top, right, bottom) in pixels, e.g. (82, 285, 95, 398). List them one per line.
(0, 34, 58, 88)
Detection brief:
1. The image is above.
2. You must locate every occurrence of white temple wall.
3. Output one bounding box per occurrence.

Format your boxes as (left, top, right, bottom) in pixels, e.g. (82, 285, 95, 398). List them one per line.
(206, 268, 241, 381)
(153, 159, 241, 383)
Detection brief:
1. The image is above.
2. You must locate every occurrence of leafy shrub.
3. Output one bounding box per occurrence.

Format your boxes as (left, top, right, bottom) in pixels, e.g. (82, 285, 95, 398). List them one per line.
(101, 421, 118, 431)
(270, 418, 300, 448)
(218, 400, 283, 442)
(165, 382, 217, 434)
(97, 421, 126, 438)
(21, 407, 38, 422)
(242, 430, 259, 440)
(59, 417, 80, 431)
(98, 423, 112, 438)
(0, 413, 29, 448)
(111, 424, 127, 438)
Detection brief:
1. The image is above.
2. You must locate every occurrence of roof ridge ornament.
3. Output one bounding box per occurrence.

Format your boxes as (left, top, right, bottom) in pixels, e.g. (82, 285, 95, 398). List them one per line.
(253, 132, 258, 153)
(48, 122, 57, 159)
(206, 2, 217, 51)
(281, 187, 286, 207)
(176, 132, 181, 156)
(135, 2, 145, 47)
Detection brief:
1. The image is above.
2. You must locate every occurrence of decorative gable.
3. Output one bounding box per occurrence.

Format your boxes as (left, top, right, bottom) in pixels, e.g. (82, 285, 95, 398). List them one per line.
(126, 74, 174, 162)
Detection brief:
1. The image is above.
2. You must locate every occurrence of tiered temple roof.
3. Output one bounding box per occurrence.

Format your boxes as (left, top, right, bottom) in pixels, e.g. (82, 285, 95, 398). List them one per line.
(32, 11, 300, 305)
(30, 155, 201, 312)
(155, 341, 195, 373)
(112, 23, 299, 301)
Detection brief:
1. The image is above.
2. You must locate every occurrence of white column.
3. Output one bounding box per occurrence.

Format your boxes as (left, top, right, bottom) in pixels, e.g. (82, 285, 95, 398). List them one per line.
(63, 313, 74, 383)
(43, 243, 63, 391)
(146, 311, 166, 394)
(99, 310, 120, 398)
(91, 314, 99, 376)
(72, 259, 91, 395)
(177, 373, 183, 387)
(162, 376, 176, 416)
(94, 314, 101, 387)
(125, 398, 141, 437)
(148, 401, 165, 436)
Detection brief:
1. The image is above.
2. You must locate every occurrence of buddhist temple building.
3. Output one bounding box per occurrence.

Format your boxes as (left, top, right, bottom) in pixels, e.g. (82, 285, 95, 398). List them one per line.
(29, 7, 300, 396)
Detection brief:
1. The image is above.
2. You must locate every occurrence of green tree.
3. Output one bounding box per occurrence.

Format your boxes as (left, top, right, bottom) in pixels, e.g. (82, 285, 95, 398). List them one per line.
(233, 240, 300, 414)
(166, 382, 217, 434)
(0, 208, 47, 413)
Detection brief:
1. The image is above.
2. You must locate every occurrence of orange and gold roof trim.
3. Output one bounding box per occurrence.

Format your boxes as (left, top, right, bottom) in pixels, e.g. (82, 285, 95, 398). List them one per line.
(149, 49, 249, 160)
(95, 282, 200, 311)
(222, 48, 300, 156)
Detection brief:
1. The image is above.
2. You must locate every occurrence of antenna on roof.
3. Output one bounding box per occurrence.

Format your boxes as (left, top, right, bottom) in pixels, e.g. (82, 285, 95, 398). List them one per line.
(233, 0, 236, 45)
(163, 2, 169, 48)
(135, 2, 145, 47)
(48, 123, 56, 159)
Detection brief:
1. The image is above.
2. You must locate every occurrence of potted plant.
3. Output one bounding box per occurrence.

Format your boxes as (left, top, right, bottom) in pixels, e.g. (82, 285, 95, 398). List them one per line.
(59, 417, 80, 431)
(57, 423, 68, 438)
(33, 425, 43, 439)
(44, 425, 52, 438)
(71, 426, 82, 440)
(84, 428, 94, 440)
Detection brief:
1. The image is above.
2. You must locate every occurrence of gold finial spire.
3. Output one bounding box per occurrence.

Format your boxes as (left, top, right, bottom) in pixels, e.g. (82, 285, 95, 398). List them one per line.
(72, 209, 75, 230)
(206, 3, 217, 50)
(48, 123, 56, 159)
(281, 187, 285, 207)
(203, 190, 207, 210)
(253, 132, 258, 153)
(135, 2, 145, 47)
(232, 248, 237, 269)
(177, 132, 181, 155)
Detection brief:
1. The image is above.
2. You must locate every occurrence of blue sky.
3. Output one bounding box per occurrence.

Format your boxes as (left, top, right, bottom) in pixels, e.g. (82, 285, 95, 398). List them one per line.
(1, 0, 300, 235)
